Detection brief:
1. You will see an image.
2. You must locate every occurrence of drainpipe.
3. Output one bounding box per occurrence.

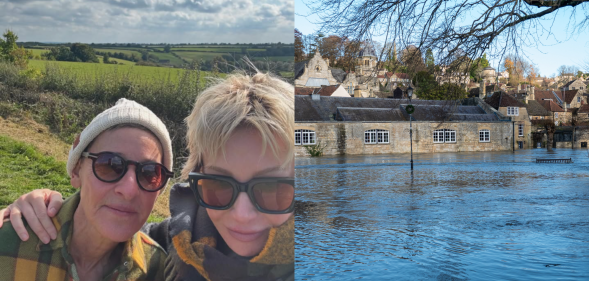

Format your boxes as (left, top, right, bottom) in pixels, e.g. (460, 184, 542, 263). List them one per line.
(512, 121, 515, 152)
(573, 126, 576, 149)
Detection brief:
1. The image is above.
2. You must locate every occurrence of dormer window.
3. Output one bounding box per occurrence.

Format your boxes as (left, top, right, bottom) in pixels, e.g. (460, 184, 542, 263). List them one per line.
(507, 107, 519, 116)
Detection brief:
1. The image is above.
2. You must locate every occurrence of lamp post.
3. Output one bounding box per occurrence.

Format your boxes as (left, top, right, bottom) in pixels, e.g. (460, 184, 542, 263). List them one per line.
(407, 85, 414, 171)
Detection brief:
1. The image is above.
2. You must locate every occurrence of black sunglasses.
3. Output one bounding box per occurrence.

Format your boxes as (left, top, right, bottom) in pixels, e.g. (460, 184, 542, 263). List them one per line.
(188, 172, 295, 214)
(82, 151, 173, 192)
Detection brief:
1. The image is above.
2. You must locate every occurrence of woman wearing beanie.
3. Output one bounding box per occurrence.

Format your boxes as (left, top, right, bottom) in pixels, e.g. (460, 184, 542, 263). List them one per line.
(1, 72, 295, 281)
(0, 98, 174, 280)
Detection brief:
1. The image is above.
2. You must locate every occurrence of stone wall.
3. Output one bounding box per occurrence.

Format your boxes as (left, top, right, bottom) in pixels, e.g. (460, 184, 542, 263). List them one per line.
(294, 52, 338, 87)
(554, 112, 572, 125)
(295, 121, 514, 157)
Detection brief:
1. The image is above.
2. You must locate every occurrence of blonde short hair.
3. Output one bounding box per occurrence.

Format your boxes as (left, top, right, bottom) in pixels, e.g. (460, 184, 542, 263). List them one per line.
(181, 72, 294, 179)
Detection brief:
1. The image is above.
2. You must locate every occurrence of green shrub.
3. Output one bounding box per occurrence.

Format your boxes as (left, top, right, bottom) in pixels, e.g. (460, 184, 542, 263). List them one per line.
(304, 141, 327, 157)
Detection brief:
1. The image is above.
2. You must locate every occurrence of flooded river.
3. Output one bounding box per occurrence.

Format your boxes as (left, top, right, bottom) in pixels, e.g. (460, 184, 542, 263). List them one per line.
(295, 149, 589, 280)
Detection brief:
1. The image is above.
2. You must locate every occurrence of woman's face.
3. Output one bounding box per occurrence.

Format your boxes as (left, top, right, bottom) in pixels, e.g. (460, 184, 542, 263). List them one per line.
(71, 128, 163, 242)
(203, 127, 293, 257)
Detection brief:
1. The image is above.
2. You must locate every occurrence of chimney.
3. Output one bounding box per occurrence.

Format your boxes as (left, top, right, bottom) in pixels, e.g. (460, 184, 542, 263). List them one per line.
(480, 79, 485, 99)
(311, 88, 321, 101)
(529, 86, 535, 101)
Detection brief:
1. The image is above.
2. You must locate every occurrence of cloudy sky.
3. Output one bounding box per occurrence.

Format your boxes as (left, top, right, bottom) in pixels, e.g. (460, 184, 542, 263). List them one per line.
(0, 0, 294, 43)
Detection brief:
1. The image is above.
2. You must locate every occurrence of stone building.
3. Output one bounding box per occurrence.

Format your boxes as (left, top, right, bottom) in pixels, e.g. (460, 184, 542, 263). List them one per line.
(294, 96, 518, 156)
(557, 89, 586, 109)
(294, 52, 340, 87)
(484, 91, 532, 149)
(295, 51, 413, 99)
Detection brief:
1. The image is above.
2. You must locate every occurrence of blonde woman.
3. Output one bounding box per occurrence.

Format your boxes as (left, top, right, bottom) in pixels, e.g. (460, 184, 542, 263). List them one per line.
(1, 72, 295, 281)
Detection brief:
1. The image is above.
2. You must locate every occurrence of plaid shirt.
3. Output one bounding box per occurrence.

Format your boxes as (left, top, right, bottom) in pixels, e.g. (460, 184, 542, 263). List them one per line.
(0, 192, 166, 281)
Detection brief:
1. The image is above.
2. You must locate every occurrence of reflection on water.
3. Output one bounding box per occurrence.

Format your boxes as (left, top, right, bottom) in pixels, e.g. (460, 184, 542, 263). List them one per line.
(295, 149, 589, 280)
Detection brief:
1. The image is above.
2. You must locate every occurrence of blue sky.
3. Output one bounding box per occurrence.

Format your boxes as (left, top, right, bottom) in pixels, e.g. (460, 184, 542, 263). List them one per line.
(0, 0, 294, 44)
(296, 0, 589, 77)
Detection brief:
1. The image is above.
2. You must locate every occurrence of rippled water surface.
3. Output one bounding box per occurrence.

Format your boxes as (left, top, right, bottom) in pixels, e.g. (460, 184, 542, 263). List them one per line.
(295, 149, 589, 280)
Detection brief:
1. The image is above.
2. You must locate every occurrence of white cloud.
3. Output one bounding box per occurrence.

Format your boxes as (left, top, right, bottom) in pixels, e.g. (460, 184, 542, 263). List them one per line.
(0, 0, 294, 43)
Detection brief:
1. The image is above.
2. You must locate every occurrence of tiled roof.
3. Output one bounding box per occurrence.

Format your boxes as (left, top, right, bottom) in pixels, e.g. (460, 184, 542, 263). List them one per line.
(562, 79, 579, 88)
(295, 85, 342, 97)
(394, 73, 410, 79)
(294, 60, 308, 79)
(526, 100, 551, 116)
(537, 100, 564, 112)
(295, 87, 315, 96)
(337, 108, 407, 121)
(534, 90, 557, 101)
(295, 96, 499, 122)
(578, 104, 589, 114)
(484, 91, 526, 110)
(331, 69, 347, 83)
(557, 90, 580, 104)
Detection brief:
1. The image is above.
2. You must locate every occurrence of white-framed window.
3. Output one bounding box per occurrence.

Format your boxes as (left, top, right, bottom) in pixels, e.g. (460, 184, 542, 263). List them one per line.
(507, 107, 519, 116)
(578, 97, 581, 103)
(518, 124, 524, 137)
(294, 129, 316, 145)
(479, 129, 490, 142)
(348, 82, 353, 95)
(555, 112, 559, 118)
(364, 129, 389, 144)
(433, 129, 456, 143)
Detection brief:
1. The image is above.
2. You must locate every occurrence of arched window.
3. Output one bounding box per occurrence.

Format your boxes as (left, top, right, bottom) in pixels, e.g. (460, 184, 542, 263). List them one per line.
(295, 129, 316, 145)
(365, 60, 369, 66)
(364, 129, 389, 144)
(433, 129, 456, 143)
(479, 129, 490, 142)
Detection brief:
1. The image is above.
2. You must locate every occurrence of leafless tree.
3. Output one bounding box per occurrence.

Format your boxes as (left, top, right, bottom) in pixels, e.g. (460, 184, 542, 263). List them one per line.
(301, 0, 589, 81)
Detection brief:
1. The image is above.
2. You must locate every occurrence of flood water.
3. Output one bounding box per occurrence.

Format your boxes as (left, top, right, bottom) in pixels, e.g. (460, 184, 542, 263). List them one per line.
(295, 149, 589, 280)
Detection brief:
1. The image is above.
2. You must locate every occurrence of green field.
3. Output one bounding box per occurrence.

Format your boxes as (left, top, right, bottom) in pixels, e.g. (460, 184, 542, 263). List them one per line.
(26, 49, 49, 56)
(253, 56, 293, 62)
(28, 60, 188, 82)
(169, 47, 266, 52)
(148, 52, 185, 65)
(175, 52, 229, 61)
(94, 48, 142, 58)
(96, 55, 136, 65)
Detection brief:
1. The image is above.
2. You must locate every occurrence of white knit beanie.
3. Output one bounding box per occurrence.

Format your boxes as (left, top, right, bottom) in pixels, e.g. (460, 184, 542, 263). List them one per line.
(67, 98, 173, 184)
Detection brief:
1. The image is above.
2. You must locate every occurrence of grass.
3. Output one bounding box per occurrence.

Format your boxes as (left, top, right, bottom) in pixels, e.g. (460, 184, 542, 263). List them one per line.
(148, 52, 185, 66)
(94, 48, 143, 58)
(254, 56, 293, 62)
(0, 135, 75, 208)
(280, 72, 294, 78)
(175, 52, 229, 61)
(28, 60, 187, 82)
(26, 49, 49, 56)
(96, 56, 136, 65)
(170, 47, 266, 52)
